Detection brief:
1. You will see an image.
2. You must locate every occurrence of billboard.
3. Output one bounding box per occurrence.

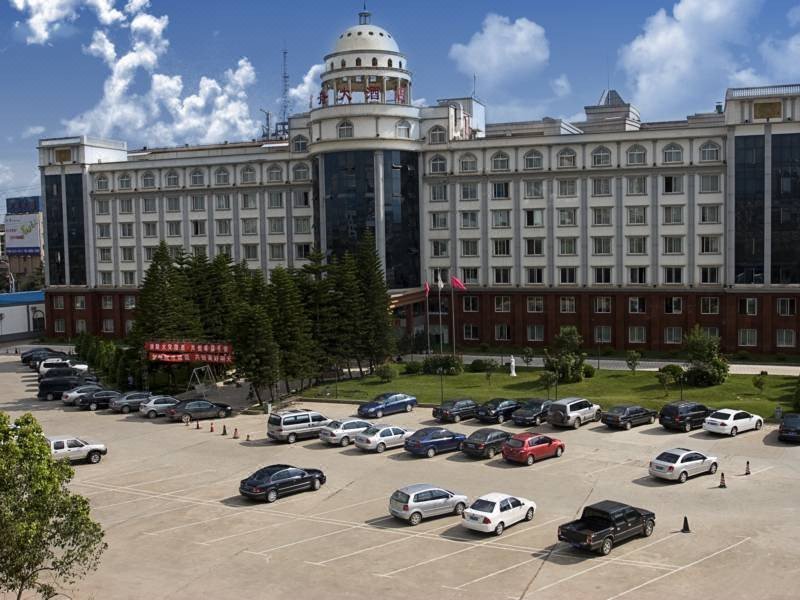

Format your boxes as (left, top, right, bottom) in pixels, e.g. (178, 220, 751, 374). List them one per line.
(6, 196, 41, 214)
(4, 213, 42, 256)
(145, 341, 233, 364)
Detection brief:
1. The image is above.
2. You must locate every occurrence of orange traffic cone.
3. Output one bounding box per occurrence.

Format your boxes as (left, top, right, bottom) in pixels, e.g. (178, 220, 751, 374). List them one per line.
(210, 422, 215, 433)
(681, 516, 691, 533)
(233, 428, 240, 439)
(221, 425, 227, 436)
(745, 461, 751, 476)
(195, 420, 201, 430)
(718, 472, 727, 488)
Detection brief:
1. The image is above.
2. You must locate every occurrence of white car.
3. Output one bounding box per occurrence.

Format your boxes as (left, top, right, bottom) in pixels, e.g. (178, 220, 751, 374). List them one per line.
(702, 409, 763, 437)
(319, 419, 372, 446)
(461, 492, 536, 536)
(354, 424, 414, 452)
(47, 436, 108, 464)
(648, 448, 718, 483)
(39, 358, 88, 377)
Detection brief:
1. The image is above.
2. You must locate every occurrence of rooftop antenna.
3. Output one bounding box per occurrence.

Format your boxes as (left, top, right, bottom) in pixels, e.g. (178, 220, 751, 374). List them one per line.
(359, 1, 370, 24)
(472, 74, 477, 98)
(274, 46, 290, 139)
(259, 109, 271, 139)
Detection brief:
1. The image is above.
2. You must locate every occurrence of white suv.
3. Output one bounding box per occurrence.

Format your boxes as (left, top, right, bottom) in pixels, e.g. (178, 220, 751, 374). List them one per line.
(267, 409, 330, 443)
(48, 436, 108, 464)
(547, 397, 601, 429)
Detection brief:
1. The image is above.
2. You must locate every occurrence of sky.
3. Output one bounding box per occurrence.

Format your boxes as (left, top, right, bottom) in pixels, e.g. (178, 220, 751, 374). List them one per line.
(1, 0, 800, 215)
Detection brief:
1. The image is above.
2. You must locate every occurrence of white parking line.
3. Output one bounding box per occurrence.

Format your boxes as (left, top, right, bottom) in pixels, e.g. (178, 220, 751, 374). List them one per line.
(588, 459, 637, 475)
(311, 495, 386, 516)
(194, 518, 289, 545)
(445, 556, 541, 590)
(124, 469, 216, 489)
(743, 466, 773, 477)
(604, 537, 751, 600)
(247, 525, 359, 554)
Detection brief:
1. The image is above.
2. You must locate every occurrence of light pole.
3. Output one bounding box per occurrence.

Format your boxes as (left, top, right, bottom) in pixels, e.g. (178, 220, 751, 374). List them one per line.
(437, 367, 444, 404)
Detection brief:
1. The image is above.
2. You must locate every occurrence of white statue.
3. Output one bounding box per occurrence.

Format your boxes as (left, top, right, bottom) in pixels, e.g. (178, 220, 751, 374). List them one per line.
(509, 355, 517, 377)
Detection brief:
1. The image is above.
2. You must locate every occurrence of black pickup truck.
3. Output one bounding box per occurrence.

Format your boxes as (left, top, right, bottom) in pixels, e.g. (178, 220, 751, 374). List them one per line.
(557, 500, 655, 555)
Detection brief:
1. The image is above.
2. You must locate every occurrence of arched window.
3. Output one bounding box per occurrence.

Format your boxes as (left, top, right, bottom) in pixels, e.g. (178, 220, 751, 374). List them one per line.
(241, 165, 256, 184)
(626, 144, 646, 166)
(356, 58, 362, 67)
(699, 141, 720, 162)
(430, 155, 447, 174)
(399, 61, 403, 69)
(330, 61, 334, 70)
(663, 143, 683, 164)
(95, 175, 108, 191)
(337, 120, 354, 139)
(396, 120, 411, 138)
(215, 168, 230, 185)
(118, 173, 131, 189)
(292, 135, 308, 153)
(142, 171, 155, 188)
(428, 126, 446, 144)
(591, 146, 612, 167)
(190, 169, 204, 186)
(491, 151, 510, 171)
(292, 163, 309, 181)
(387, 59, 393, 68)
(340, 59, 346, 68)
(557, 148, 576, 168)
(459, 153, 478, 173)
(266, 165, 283, 183)
(524, 150, 543, 170)
(371, 57, 378, 67)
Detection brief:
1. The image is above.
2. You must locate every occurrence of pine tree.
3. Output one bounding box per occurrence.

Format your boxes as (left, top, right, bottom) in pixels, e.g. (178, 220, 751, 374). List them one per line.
(330, 252, 365, 377)
(297, 248, 338, 380)
(130, 242, 173, 346)
(356, 233, 395, 369)
(231, 304, 280, 407)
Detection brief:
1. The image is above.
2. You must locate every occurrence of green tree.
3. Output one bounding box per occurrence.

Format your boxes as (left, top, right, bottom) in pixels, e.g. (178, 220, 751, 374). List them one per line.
(268, 267, 315, 392)
(752, 374, 766, 396)
(231, 305, 280, 408)
(330, 253, 365, 377)
(484, 358, 498, 387)
(0, 413, 106, 600)
(625, 350, 642, 375)
(656, 372, 670, 397)
(539, 370, 558, 400)
(684, 324, 729, 386)
(521, 347, 535, 367)
(660, 364, 685, 386)
(297, 249, 339, 381)
(543, 326, 586, 383)
(356, 233, 395, 369)
(129, 242, 174, 346)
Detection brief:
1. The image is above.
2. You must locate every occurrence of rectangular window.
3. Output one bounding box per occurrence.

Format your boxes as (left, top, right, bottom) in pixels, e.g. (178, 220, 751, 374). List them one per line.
(431, 212, 448, 229)
(73, 296, 86, 310)
(560, 296, 576, 313)
(592, 237, 612, 255)
(241, 193, 257, 210)
(664, 326, 683, 344)
(461, 239, 479, 257)
(525, 238, 544, 256)
(122, 271, 135, 286)
(494, 296, 511, 313)
(431, 267, 449, 284)
(293, 191, 310, 208)
(293, 216, 310, 235)
(665, 296, 683, 314)
(463, 296, 479, 312)
(778, 298, 796, 316)
(629, 326, 646, 343)
(627, 175, 647, 195)
(627, 206, 647, 225)
(629, 297, 646, 313)
(492, 210, 511, 228)
(119, 198, 133, 214)
(242, 244, 258, 261)
(699, 174, 720, 193)
(594, 325, 611, 344)
(100, 295, 112, 310)
(738, 328, 757, 347)
(237, 217, 256, 235)
(463, 324, 480, 341)
(527, 296, 544, 313)
(629, 267, 648, 285)
(461, 267, 479, 285)
(739, 298, 758, 315)
(558, 208, 577, 226)
(494, 267, 511, 285)
(777, 329, 796, 348)
(267, 191, 283, 209)
(121, 246, 134, 262)
(102, 319, 114, 333)
(53, 296, 65, 310)
(460, 182, 478, 201)
(627, 236, 647, 255)
(703, 326, 720, 338)
(594, 267, 612, 284)
(525, 208, 545, 227)
(214, 244, 230, 257)
(494, 323, 511, 341)
(119, 223, 134, 238)
(592, 207, 612, 226)
(663, 267, 683, 284)
(700, 297, 720, 314)
(54, 318, 66, 333)
(492, 182, 509, 199)
(96, 199, 110, 215)
(558, 237, 577, 256)
(493, 239, 511, 256)
(527, 267, 544, 284)
(560, 267, 577, 284)
(700, 267, 720, 284)
(295, 243, 311, 259)
(99, 271, 112, 285)
(167, 221, 181, 237)
(162, 197, 178, 212)
(663, 236, 683, 254)
(143, 197, 156, 213)
(144, 246, 156, 261)
(592, 177, 611, 196)
(215, 194, 231, 210)
(460, 211, 478, 229)
(700, 236, 720, 254)
(663, 175, 684, 194)
(558, 179, 577, 197)
(431, 240, 449, 258)
(663, 206, 683, 224)
(524, 180, 543, 198)
(98, 247, 112, 262)
(191, 220, 206, 236)
(594, 296, 611, 313)
(268, 217, 285, 234)
(216, 219, 231, 236)
(431, 183, 448, 202)
(527, 324, 544, 342)
(191, 195, 205, 211)
(269, 243, 285, 260)
(700, 205, 721, 224)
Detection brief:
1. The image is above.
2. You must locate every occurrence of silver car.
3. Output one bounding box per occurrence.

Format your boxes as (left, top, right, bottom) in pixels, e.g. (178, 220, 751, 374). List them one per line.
(61, 384, 103, 406)
(110, 391, 153, 414)
(138, 395, 179, 419)
(354, 424, 414, 453)
(547, 397, 601, 429)
(389, 484, 468, 525)
(48, 435, 108, 464)
(319, 419, 372, 446)
(649, 447, 718, 483)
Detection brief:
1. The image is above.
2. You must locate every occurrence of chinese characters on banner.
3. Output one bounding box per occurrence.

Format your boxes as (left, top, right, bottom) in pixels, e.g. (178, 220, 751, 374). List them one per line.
(396, 86, 405, 104)
(366, 86, 381, 101)
(148, 352, 234, 364)
(318, 89, 329, 106)
(338, 89, 352, 103)
(145, 341, 233, 364)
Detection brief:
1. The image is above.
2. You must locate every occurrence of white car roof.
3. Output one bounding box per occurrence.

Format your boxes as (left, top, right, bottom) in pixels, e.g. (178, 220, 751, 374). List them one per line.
(476, 492, 514, 503)
(711, 409, 736, 417)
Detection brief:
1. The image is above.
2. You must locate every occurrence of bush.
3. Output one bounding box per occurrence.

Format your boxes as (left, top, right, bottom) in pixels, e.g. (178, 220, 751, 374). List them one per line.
(582, 364, 596, 378)
(776, 354, 787, 362)
(422, 354, 464, 375)
(601, 347, 616, 357)
(733, 350, 751, 361)
(375, 363, 397, 383)
(659, 364, 684, 384)
(403, 361, 422, 375)
(760, 370, 768, 377)
(468, 359, 487, 373)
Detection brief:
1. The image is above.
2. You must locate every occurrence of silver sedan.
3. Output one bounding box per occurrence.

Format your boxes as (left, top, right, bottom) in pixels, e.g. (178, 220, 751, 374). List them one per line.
(319, 419, 372, 446)
(354, 425, 414, 453)
(389, 484, 468, 525)
(649, 448, 718, 483)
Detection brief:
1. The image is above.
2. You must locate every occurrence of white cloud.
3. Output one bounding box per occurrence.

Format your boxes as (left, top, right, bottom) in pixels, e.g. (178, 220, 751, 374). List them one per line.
(288, 63, 324, 113)
(789, 5, 800, 27)
(11, 0, 124, 44)
(412, 97, 427, 107)
(550, 74, 571, 98)
(84, 29, 115, 66)
(449, 14, 549, 85)
(0, 163, 12, 187)
(759, 33, 800, 81)
(20, 125, 45, 139)
(619, 0, 762, 119)
(124, 0, 149, 14)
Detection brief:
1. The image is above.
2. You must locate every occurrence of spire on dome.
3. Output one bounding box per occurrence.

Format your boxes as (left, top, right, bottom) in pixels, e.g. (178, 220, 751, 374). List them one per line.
(359, 4, 371, 25)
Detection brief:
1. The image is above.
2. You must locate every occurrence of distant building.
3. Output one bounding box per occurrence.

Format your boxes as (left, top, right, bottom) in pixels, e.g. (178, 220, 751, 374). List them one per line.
(0, 291, 45, 341)
(4, 196, 43, 288)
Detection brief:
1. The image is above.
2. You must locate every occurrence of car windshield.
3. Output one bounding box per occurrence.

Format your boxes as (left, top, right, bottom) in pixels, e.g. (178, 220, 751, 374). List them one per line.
(363, 427, 382, 436)
(608, 406, 628, 414)
(710, 411, 731, 420)
(506, 438, 524, 448)
(661, 405, 679, 416)
(468, 430, 492, 442)
(484, 399, 503, 408)
(373, 393, 393, 402)
(409, 429, 435, 440)
(521, 401, 543, 411)
(268, 415, 282, 426)
(655, 452, 680, 463)
(470, 499, 496, 513)
(77, 439, 90, 445)
(783, 414, 800, 425)
(252, 467, 279, 481)
(327, 421, 342, 429)
(440, 402, 455, 409)
(391, 491, 410, 504)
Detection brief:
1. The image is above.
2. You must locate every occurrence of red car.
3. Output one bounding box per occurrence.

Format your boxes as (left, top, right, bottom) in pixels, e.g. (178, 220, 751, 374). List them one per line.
(502, 433, 565, 466)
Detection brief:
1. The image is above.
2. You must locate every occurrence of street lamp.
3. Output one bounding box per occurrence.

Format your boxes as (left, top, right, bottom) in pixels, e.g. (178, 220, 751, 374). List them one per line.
(437, 367, 444, 404)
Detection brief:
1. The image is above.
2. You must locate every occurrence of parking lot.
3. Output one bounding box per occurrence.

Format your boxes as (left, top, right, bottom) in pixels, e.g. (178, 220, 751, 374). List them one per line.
(2, 355, 799, 600)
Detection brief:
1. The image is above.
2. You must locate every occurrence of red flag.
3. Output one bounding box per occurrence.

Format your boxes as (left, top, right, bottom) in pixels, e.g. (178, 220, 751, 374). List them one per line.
(424, 281, 430, 298)
(450, 275, 467, 291)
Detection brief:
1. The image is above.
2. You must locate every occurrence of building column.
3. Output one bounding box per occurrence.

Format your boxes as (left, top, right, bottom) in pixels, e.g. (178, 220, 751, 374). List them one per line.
(725, 127, 736, 285)
(580, 177, 589, 286)
(373, 150, 387, 274)
(764, 124, 772, 285)
(615, 175, 624, 285)
(687, 170, 696, 286)
(318, 157, 327, 257)
(546, 178, 555, 286)
(60, 171, 70, 285)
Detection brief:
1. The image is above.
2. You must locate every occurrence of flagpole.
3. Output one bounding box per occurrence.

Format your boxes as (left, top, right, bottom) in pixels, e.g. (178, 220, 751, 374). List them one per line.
(450, 284, 457, 357)
(425, 292, 431, 355)
(438, 285, 443, 354)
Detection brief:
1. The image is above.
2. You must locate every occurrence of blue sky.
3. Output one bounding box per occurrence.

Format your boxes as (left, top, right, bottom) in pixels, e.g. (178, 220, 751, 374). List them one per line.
(1, 0, 800, 212)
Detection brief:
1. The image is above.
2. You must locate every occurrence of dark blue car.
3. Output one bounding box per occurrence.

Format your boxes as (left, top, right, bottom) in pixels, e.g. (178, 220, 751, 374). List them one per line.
(404, 427, 466, 458)
(357, 392, 417, 418)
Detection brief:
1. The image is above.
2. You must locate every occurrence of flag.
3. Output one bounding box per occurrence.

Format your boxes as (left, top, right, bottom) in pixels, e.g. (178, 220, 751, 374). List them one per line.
(436, 273, 444, 290)
(424, 281, 430, 298)
(450, 275, 467, 291)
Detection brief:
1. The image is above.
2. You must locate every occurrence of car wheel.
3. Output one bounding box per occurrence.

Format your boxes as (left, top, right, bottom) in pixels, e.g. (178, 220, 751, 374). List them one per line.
(555, 446, 564, 458)
(46, 392, 54, 401)
(683, 422, 692, 433)
(498, 413, 506, 423)
(649, 415, 656, 424)
(426, 447, 436, 458)
(494, 522, 505, 536)
(89, 402, 98, 411)
(573, 418, 582, 430)
(339, 436, 350, 447)
(287, 433, 297, 444)
(678, 471, 688, 483)
(376, 442, 386, 453)
(487, 447, 496, 459)
(409, 512, 422, 526)
(525, 507, 535, 521)
(755, 420, 763, 431)
(312, 478, 321, 491)
(709, 462, 718, 475)
(217, 409, 226, 419)
(405, 403, 412, 412)
(266, 489, 278, 503)
(595, 411, 602, 422)
(600, 537, 613, 556)
(730, 427, 738, 437)
(453, 414, 461, 423)
(181, 414, 191, 424)
(121, 405, 131, 414)
(87, 451, 101, 464)
(453, 502, 465, 516)
(624, 421, 632, 430)
(147, 410, 157, 419)
(375, 410, 383, 419)
(533, 416, 541, 426)
(643, 520, 654, 537)
(526, 455, 535, 466)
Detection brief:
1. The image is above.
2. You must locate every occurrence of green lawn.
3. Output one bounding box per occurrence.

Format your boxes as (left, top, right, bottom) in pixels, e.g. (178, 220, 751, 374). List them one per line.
(305, 368, 797, 419)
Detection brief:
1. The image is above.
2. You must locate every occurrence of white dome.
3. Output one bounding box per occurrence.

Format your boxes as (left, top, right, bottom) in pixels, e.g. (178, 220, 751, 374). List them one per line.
(333, 24, 400, 54)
